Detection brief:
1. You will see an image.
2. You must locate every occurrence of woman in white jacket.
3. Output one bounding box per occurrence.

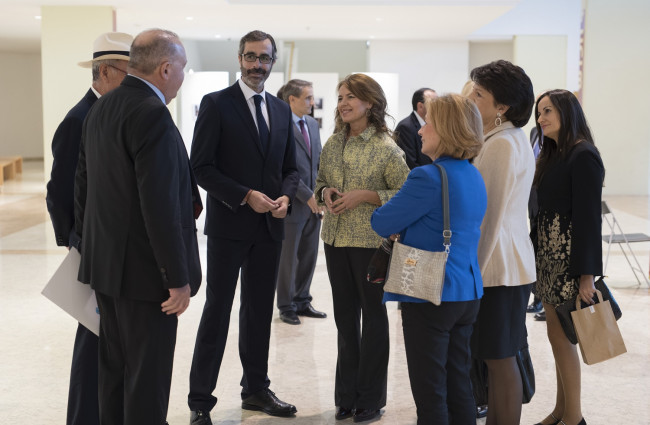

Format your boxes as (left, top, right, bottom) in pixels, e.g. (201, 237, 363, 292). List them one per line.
(469, 60, 537, 425)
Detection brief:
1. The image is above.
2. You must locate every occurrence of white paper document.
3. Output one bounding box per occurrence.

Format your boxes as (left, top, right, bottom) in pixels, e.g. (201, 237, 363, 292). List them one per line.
(42, 249, 99, 336)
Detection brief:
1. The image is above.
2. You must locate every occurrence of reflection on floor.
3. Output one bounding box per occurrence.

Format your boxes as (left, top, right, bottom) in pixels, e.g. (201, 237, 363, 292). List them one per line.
(1, 161, 648, 424)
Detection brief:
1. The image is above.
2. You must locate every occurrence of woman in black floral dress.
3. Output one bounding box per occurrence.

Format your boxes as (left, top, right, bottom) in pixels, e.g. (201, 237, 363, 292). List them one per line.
(532, 90, 604, 425)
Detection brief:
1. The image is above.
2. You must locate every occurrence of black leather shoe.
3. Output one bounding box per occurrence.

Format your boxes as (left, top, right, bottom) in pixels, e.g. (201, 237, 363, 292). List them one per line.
(242, 388, 297, 417)
(534, 311, 546, 321)
(353, 409, 380, 423)
(476, 405, 488, 418)
(335, 406, 354, 420)
(296, 304, 327, 319)
(280, 311, 301, 325)
(190, 409, 212, 425)
(527, 300, 543, 313)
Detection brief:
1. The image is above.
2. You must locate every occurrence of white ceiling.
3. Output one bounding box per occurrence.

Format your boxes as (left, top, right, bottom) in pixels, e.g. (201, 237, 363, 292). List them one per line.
(0, 0, 521, 52)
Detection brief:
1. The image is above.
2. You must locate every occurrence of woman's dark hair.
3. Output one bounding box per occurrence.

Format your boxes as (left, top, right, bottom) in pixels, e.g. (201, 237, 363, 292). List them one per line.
(470, 59, 534, 127)
(334, 73, 392, 135)
(533, 89, 597, 186)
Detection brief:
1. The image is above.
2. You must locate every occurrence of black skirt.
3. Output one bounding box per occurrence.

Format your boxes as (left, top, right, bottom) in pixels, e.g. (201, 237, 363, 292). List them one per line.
(471, 284, 532, 360)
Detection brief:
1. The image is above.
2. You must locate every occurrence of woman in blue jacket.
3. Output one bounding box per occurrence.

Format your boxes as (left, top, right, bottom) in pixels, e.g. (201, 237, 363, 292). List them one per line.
(371, 94, 487, 424)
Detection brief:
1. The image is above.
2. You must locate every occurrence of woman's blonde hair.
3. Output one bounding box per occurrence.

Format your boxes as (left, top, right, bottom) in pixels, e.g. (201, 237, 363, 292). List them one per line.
(425, 93, 483, 160)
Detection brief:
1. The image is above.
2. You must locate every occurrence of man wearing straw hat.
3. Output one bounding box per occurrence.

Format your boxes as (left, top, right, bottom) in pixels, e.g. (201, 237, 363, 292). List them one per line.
(46, 31, 133, 425)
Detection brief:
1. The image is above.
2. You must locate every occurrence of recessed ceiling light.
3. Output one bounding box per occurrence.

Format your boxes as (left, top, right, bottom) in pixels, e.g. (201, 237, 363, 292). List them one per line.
(186, 16, 194, 21)
(214, 34, 221, 38)
(34, 15, 41, 20)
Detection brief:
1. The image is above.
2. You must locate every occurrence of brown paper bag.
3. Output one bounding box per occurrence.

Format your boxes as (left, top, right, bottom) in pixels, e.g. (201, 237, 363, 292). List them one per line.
(571, 289, 626, 365)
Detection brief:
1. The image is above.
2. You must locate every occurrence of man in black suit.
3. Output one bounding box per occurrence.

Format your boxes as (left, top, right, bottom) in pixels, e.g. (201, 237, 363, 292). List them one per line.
(275, 79, 326, 325)
(45, 31, 132, 425)
(394, 87, 437, 169)
(188, 30, 299, 424)
(74, 29, 202, 425)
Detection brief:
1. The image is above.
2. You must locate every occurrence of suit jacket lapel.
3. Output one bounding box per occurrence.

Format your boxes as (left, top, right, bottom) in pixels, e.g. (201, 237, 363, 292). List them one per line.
(410, 111, 421, 129)
(306, 118, 320, 149)
(229, 83, 265, 156)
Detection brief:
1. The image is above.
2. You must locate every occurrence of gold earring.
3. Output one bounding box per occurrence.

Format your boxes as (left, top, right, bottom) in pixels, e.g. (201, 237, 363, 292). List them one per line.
(495, 112, 502, 127)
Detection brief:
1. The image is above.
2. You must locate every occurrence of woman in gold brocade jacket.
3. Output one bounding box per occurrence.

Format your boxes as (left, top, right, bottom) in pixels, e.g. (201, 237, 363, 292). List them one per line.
(315, 73, 409, 423)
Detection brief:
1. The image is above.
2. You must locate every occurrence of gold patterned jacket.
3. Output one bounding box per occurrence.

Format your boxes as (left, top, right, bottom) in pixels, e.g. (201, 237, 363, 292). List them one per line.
(315, 126, 409, 248)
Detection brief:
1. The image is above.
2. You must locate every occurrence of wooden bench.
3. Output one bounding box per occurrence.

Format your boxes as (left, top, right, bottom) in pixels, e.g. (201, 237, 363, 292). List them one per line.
(0, 156, 23, 186)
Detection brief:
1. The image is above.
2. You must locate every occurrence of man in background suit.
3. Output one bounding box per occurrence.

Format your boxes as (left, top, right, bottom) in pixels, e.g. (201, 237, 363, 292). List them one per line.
(74, 29, 201, 425)
(275, 79, 326, 325)
(45, 31, 132, 425)
(188, 30, 299, 424)
(395, 88, 438, 169)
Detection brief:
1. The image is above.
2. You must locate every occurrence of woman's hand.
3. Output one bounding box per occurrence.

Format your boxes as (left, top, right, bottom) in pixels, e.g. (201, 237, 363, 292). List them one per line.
(578, 274, 596, 305)
(323, 187, 342, 214)
(330, 189, 378, 215)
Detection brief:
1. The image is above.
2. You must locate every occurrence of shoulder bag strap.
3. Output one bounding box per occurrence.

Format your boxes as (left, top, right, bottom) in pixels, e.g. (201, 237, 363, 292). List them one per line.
(433, 163, 451, 252)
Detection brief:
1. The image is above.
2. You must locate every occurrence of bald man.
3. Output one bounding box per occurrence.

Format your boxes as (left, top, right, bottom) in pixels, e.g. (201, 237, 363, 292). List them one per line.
(74, 29, 201, 425)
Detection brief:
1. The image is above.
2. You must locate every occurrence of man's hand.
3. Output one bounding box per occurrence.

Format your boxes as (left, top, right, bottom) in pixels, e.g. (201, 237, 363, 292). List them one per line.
(162, 284, 191, 316)
(306, 195, 321, 214)
(247, 190, 279, 213)
(271, 195, 290, 218)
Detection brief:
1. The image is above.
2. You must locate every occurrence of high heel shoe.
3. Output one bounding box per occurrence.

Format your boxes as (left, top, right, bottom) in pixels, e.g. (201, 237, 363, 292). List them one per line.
(559, 419, 586, 425)
(534, 413, 560, 425)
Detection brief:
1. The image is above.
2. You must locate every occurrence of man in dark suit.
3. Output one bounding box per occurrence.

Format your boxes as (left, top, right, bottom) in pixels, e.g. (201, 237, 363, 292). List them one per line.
(275, 79, 326, 325)
(45, 31, 132, 425)
(74, 29, 202, 425)
(188, 30, 299, 424)
(395, 87, 437, 169)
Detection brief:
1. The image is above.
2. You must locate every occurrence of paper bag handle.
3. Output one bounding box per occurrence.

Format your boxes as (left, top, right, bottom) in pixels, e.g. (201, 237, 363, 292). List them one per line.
(575, 289, 604, 310)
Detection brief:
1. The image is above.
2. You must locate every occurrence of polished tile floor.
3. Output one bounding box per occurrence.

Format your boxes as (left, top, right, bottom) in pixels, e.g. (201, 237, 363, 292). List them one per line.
(1, 161, 648, 424)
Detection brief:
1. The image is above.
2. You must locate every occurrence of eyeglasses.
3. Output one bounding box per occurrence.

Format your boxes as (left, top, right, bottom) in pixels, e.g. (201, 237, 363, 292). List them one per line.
(107, 64, 127, 75)
(241, 53, 273, 64)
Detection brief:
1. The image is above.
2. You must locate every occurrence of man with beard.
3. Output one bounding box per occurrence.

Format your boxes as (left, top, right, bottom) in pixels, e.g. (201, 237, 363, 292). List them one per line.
(188, 30, 299, 425)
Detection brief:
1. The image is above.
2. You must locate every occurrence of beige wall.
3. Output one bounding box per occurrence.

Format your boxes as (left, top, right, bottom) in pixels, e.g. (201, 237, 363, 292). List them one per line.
(41, 6, 114, 177)
(582, 0, 650, 195)
(0, 51, 43, 158)
(369, 40, 470, 124)
(514, 35, 568, 137)
(469, 40, 514, 72)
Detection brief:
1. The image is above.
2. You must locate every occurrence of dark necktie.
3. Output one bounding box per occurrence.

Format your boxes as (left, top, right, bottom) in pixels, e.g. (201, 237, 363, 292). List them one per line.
(253, 94, 269, 154)
(298, 119, 311, 156)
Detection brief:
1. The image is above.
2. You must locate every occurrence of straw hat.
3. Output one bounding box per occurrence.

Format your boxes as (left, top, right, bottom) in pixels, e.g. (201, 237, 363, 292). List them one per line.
(78, 32, 133, 68)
